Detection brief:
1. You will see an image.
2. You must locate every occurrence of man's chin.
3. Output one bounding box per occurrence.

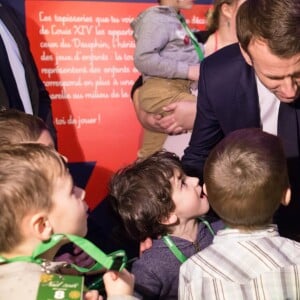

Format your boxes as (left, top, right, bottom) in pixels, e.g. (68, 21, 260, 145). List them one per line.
(276, 95, 298, 103)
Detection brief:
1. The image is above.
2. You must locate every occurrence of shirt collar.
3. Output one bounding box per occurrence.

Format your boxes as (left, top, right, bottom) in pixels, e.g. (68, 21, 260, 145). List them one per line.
(213, 224, 279, 244)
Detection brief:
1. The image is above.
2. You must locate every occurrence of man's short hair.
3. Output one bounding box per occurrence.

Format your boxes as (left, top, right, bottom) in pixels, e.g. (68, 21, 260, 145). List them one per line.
(236, 0, 300, 57)
(204, 128, 289, 229)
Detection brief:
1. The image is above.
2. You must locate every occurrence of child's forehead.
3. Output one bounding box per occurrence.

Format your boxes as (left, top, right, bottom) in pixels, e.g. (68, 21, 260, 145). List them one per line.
(170, 168, 184, 179)
(53, 167, 73, 187)
(47, 154, 69, 178)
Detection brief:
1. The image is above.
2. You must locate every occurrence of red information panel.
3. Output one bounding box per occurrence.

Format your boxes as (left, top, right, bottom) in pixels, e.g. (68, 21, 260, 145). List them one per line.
(25, 1, 211, 208)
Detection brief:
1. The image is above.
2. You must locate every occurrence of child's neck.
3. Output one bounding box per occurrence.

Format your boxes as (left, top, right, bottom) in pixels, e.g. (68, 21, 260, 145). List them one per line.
(1, 239, 68, 261)
(169, 218, 199, 242)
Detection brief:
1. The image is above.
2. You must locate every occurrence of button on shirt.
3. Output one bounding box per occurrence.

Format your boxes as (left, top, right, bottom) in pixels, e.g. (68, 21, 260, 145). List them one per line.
(179, 225, 300, 300)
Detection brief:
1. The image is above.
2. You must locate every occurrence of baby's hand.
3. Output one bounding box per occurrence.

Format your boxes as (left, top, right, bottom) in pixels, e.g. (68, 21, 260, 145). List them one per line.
(103, 269, 134, 296)
(188, 64, 200, 81)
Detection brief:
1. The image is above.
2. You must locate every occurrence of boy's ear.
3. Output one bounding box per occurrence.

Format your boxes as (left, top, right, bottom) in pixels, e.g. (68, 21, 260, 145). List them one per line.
(30, 213, 53, 241)
(160, 213, 178, 226)
(281, 187, 291, 206)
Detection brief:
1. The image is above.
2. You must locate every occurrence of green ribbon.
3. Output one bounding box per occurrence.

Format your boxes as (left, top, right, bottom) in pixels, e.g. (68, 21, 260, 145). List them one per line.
(177, 13, 205, 61)
(163, 217, 216, 263)
(0, 233, 127, 274)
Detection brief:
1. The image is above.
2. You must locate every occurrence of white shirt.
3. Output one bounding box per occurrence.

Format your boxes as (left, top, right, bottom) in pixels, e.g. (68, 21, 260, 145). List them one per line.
(256, 76, 280, 136)
(179, 225, 300, 300)
(0, 19, 33, 114)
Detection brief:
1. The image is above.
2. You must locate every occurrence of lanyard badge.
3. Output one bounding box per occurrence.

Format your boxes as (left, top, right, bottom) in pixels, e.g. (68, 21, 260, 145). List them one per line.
(0, 234, 128, 295)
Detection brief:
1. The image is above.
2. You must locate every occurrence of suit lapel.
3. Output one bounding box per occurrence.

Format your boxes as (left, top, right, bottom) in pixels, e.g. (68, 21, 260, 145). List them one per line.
(278, 99, 300, 158)
(235, 63, 261, 128)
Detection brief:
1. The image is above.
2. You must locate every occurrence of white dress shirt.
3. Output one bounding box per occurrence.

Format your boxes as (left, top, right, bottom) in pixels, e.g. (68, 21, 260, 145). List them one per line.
(0, 19, 32, 114)
(179, 225, 300, 300)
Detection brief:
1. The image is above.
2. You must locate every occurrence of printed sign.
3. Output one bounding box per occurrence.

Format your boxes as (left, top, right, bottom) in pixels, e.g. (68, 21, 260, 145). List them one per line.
(26, 1, 211, 208)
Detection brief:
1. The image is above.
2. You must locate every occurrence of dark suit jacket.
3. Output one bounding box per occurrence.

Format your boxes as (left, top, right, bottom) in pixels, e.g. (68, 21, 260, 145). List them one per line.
(0, 3, 56, 142)
(182, 43, 300, 238)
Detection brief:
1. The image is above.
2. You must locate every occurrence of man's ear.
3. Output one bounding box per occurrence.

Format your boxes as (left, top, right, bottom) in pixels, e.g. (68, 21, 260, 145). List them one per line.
(281, 187, 291, 206)
(239, 44, 252, 66)
(160, 213, 178, 226)
(30, 213, 53, 241)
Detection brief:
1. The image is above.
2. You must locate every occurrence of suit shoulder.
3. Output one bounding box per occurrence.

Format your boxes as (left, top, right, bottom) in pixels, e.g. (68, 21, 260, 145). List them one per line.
(201, 43, 253, 86)
(203, 43, 244, 69)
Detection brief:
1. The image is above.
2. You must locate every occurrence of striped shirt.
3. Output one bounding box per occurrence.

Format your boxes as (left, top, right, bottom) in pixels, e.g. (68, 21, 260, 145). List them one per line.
(179, 225, 300, 300)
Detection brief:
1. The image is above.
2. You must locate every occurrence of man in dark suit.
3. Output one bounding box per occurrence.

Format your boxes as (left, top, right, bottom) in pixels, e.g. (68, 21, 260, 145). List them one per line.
(0, 2, 56, 142)
(182, 0, 300, 240)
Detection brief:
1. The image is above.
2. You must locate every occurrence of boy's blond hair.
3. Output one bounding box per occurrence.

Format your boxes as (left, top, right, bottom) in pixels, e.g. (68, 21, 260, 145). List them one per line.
(204, 128, 289, 229)
(0, 143, 66, 253)
(0, 109, 48, 146)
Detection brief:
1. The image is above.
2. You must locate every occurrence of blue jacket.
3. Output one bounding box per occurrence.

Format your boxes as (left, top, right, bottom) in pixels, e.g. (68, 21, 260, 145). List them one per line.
(131, 219, 224, 299)
(0, 3, 56, 142)
(182, 43, 300, 238)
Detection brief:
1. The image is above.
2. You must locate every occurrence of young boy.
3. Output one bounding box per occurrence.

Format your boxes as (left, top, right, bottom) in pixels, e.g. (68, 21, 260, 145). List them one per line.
(0, 143, 137, 299)
(0, 108, 140, 262)
(109, 150, 224, 299)
(0, 108, 54, 147)
(131, 0, 202, 158)
(179, 128, 300, 299)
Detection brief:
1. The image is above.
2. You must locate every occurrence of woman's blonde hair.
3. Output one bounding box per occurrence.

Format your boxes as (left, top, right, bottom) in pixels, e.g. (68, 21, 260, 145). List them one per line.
(206, 0, 239, 33)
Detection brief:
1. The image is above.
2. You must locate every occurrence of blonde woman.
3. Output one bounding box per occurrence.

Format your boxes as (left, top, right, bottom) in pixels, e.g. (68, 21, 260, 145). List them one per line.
(132, 0, 245, 158)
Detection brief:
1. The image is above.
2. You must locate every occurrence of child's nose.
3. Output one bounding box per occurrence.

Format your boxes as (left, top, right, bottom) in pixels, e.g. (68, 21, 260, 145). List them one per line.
(75, 186, 86, 201)
(187, 176, 199, 186)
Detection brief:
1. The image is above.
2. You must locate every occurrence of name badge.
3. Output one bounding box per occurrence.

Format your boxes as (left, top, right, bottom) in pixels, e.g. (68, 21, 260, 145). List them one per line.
(36, 273, 84, 300)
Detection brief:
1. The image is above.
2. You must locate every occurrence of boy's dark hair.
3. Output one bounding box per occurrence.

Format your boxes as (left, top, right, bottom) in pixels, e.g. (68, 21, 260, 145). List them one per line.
(109, 151, 183, 241)
(204, 128, 289, 229)
(236, 0, 300, 57)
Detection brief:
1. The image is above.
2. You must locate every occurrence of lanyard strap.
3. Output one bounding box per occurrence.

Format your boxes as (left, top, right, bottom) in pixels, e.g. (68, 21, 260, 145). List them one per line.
(163, 235, 187, 263)
(0, 234, 127, 273)
(177, 13, 204, 61)
(198, 216, 216, 236)
(163, 218, 216, 263)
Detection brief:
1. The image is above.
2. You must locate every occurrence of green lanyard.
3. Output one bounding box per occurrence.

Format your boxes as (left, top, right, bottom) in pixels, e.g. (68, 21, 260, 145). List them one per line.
(177, 13, 204, 61)
(163, 235, 187, 263)
(0, 233, 127, 274)
(163, 218, 216, 263)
